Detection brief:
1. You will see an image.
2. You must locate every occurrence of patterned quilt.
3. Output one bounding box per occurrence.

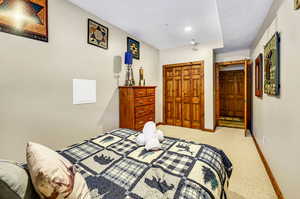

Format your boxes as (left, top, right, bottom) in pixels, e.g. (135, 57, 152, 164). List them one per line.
(59, 129, 233, 199)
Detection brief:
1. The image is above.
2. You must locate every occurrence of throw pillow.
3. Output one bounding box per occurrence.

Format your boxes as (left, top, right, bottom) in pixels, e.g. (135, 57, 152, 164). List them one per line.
(26, 142, 91, 199)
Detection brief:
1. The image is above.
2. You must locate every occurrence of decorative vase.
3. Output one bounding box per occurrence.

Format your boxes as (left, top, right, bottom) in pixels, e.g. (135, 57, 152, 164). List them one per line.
(139, 67, 145, 86)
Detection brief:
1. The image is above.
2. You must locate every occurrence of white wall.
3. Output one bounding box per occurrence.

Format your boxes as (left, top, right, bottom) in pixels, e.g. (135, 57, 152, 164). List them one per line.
(215, 49, 250, 62)
(0, 0, 159, 162)
(159, 44, 221, 130)
(251, 1, 300, 198)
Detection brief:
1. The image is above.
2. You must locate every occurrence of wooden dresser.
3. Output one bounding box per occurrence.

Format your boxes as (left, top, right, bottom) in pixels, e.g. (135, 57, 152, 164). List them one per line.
(119, 86, 156, 131)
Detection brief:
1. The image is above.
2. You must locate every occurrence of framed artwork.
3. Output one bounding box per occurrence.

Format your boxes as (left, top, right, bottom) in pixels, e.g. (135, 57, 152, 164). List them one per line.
(88, 19, 108, 49)
(127, 37, 140, 60)
(0, 0, 48, 42)
(264, 32, 280, 96)
(255, 54, 263, 98)
(295, 0, 300, 10)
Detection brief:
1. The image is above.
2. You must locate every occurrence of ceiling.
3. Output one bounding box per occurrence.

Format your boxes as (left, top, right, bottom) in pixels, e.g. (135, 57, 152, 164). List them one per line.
(216, 0, 274, 52)
(68, 0, 273, 52)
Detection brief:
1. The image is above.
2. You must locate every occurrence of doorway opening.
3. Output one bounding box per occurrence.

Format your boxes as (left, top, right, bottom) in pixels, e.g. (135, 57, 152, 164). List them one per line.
(215, 60, 252, 136)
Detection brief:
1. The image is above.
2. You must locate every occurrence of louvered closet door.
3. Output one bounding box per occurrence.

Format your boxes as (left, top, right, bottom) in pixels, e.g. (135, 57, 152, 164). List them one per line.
(190, 65, 204, 129)
(173, 67, 183, 126)
(165, 68, 174, 125)
(181, 66, 192, 128)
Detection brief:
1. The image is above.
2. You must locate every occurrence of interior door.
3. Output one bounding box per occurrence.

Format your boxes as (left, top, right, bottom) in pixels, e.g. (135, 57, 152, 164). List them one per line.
(173, 67, 182, 126)
(235, 71, 245, 118)
(190, 65, 204, 129)
(244, 60, 252, 136)
(244, 61, 248, 136)
(219, 70, 244, 118)
(182, 66, 192, 128)
(220, 71, 235, 117)
(164, 68, 174, 125)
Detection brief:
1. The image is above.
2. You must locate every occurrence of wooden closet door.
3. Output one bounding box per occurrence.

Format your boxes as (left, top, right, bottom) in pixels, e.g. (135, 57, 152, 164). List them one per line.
(235, 70, 245, 118)
(219, 70, 244, 118)
(165, 68, 174, 125)
(182, 66, 192, 128)
(164, 61, 204, 130)
(190, 65, 204, 129)
(173, 67, 183, 126)
(220, 71, 235, 117)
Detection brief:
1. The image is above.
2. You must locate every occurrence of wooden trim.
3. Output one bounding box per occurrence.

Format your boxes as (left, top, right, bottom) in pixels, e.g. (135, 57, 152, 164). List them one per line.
(215, 63, 220, 121)
(156, 122, 165, 126)
(202, 62, 205, 131)
(215, 59, 251, 66)
(215, 59, 252, 133)
(252, 135, 285, 199)
(162, 67, 166, 124)
(119, 86, 156, 88)
(163, 61, 204, 68)
(202, 128, 215, 133)
(244, 60, 248, 136)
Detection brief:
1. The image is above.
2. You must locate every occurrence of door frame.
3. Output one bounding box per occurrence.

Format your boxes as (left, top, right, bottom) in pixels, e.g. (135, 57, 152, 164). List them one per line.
(162, 61, 205, 130)
(215, 59, 251, 136)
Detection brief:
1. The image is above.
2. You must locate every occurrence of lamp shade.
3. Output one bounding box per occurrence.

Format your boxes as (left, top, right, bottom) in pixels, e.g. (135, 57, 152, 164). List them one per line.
(125, 51, 133, 65)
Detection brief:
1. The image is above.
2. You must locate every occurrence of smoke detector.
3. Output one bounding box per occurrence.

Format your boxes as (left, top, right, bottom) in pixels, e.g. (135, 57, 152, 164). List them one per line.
(190, 39, 199, 51)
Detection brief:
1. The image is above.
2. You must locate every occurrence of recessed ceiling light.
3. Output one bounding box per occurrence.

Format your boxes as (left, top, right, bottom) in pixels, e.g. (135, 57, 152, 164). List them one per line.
(184, 26, 192, 32)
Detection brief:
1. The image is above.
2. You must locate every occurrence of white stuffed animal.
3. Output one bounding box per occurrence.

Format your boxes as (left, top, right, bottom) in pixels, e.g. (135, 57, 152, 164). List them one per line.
(136, 121, 164, 151)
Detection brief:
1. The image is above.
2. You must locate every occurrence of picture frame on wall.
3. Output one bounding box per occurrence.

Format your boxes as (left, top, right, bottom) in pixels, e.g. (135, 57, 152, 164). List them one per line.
(295, 0, 300, 10)
(0, 0, 48, 42)
(127, 37, 140, 60)
(88, 18, 109, 49)
(255, 53, 263, 98)
(264, 32, 280, 96)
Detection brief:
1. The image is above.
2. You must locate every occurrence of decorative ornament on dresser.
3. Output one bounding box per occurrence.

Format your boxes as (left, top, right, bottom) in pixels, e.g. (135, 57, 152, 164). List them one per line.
(124, 51, 135, 86)
(255, 53, 263, 98)
(264, 32, 280, 96)
(295, 0, 300, 10)
(88, 18, 108, 49)
(139, 67, 146, 86)
(0, 0, 48, 42)
(127, 37, 140, 60)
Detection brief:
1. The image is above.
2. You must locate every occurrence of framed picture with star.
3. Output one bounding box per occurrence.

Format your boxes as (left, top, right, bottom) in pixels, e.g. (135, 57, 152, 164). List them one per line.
(88, 18, 108, 49)
(0, 0, 48, 42)
(127, 37, 140, 60)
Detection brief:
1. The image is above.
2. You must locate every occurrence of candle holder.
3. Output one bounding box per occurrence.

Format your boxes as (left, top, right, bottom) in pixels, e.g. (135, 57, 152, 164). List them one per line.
(124, 52, 135, 86)
(125, 64, 135, 86)
(139, 67, 145, 86)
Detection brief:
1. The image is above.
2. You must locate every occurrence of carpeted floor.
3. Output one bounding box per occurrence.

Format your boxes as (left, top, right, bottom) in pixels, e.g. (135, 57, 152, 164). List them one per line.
(157, 125, 277, 199)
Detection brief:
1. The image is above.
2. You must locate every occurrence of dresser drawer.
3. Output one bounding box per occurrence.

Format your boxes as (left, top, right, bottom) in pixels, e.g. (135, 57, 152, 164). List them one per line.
(135, 118, 146, 130)
(135, 114, 155, 130)
(135, 96, 155, 106)
(147, 88, 155, 96)
(134, 89, 147, 97)
(135, 104, 154, 118)
(119, 86, 156, 131)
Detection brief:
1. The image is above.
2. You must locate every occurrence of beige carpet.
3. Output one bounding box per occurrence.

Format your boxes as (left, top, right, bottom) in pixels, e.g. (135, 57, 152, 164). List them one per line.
(157, 125, 277, 199)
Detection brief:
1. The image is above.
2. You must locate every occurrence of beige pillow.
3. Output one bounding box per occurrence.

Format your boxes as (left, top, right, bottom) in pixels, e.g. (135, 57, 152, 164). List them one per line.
(26, 142, 91, 199)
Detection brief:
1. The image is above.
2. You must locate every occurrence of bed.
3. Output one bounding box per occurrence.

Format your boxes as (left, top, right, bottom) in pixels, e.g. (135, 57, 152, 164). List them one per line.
(59, 129, 233, 199)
